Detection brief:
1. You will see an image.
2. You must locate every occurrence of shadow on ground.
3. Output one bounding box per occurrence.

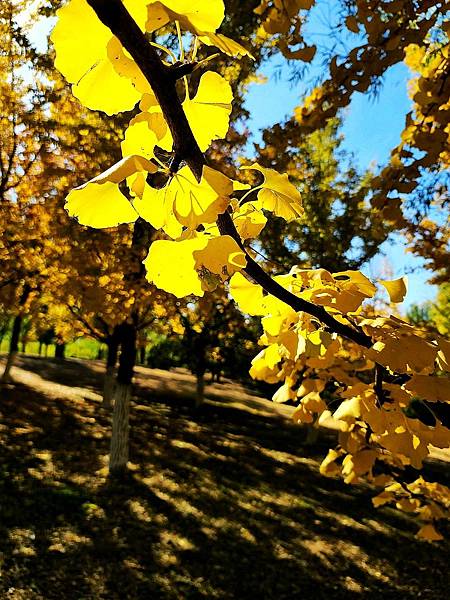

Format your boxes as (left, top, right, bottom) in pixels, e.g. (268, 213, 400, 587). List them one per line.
(0, 357, 449, 599)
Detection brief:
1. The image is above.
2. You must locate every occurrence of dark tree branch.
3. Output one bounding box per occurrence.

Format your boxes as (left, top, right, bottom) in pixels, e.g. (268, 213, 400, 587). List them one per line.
(85, 0, 372, 349)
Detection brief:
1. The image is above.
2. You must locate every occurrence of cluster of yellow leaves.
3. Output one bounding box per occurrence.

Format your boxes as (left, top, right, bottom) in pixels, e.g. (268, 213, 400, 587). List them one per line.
(254, 0, 316, 61)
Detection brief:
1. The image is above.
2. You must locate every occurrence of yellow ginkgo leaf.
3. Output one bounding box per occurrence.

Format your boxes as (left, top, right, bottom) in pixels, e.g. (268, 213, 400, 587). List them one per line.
(233, 202, 267, 240)
(107, 37, 153, 96)
(144, 237, 209, 297)
(241, 164, 303, 221)
(51, 0, 150, 114)
(333, 270, 377, 299)
(198, 33, 254, 58)
(65, 156, 157, 228)
(229, 272, 265, 316)
(121, 112, 172, 160)
(89, 155, 157, 184)
(146, 0, 225, 34)
(194, 235, 246, 290)
(183, 72, 233, 152)
(379, 276, 408, 303)
(133, 183, 183, 240)
(171, 165, 232, 229)
(404, 375, 450, 403)
(416, 523, 443, 541)
(66, 182, 138, 229)
(51, 0, 111, 84)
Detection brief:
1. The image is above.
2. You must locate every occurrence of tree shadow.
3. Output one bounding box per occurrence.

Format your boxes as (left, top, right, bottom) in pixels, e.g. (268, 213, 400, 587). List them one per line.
(0, 368, 449, 599)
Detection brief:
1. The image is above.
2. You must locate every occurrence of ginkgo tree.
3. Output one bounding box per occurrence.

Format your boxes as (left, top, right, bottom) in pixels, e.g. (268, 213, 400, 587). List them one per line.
(49, 0, 450, 540)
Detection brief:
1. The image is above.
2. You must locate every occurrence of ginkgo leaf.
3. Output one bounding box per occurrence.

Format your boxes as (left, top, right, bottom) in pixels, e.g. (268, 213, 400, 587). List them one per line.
(65, 156, 157, 228)
(144, 237, 208, 297)
(66, 182, 138, 228)
(404, 375, 450, 403)
(171, 165, 232, 229)
(89, 156, 157, 184)
(134, 165, 232, 234)
(232, 202, 267, 239)
(183, 72, 233, 152)
(51, 0, 151, 114)
(379, 276, 408, 303)
(146, 0, 225, 34)
(144, 234, 243, 297)
(416, 523, 443, 541)
(133, 183, 183, 240)
(333, 270, 377, 299)
(194, 235, 246, 290)
(241, 164, 303, 221)
(121, 112, 172, 160)
(73, 55, 143, 114)
(229, 272, 265, 316)
(51, 0, 111, 85)
(107, 37, 153, 96)
(198, 33, 254, 58)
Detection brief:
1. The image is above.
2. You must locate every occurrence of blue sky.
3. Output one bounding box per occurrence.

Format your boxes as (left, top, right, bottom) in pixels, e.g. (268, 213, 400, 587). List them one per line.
(26, 4, 438, 311)
(243, 22, 438, 312)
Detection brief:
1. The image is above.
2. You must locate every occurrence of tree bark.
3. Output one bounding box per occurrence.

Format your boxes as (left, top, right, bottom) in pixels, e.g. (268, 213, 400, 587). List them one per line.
(109, 381, 131, 475)
(54, 341, 66, 360)
(102, 327, 120, 408)
(109, 322, 136, 476)
(139, 346, 146, 365)
(1, 285, 30, 383)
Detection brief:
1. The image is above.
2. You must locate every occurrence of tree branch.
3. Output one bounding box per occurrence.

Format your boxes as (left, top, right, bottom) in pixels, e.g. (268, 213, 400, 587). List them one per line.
(85, 0, 372, 349)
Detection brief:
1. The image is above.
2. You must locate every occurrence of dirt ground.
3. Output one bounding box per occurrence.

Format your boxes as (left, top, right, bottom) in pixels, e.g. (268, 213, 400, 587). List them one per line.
(0, 355, 449, 599)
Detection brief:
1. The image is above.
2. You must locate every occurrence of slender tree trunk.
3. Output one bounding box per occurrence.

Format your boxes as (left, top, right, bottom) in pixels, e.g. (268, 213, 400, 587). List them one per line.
(102, 328, 120, 408)
(109, 322, 136, 477)
(1, 285, 30, 383)
(1, 314, 21, 383)
(21, 340, 26, 353)
(55, 342, 66, 360)
(44, 344, 48, 358)
(38, 342, 42, 356)
(139, 346, 146, 365)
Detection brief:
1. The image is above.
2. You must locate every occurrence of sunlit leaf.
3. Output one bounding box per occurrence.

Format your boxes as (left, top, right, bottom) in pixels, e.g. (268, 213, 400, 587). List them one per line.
(229, 272, 265, 316)
(198, 33, 254, 58)
(65, 156, 157, 228)
(183, 72, 233, 152)
(379, 276, 408, 303)
(241, 163, 303, 221)
(144, 237, 208, 297)
(146, 0, 225, 34)
(51, 0, 151, 114)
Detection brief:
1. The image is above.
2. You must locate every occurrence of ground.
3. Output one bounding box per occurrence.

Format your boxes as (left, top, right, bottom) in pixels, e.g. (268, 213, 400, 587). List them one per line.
(0, 355, 449, 599)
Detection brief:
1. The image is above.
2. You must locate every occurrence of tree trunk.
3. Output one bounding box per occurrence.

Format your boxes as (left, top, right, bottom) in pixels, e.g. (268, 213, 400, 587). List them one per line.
(21, 340, 26, 353)
(102, 330, 120, 408)
(109, 381, 131, 475)
(109, 322, 136, 477)
(38, 342, 42, 356)
(55, 342, 66, 360)
(139, 345, 146, 365)
(1, 314, 22, 383)
(1, 285, 31, 383)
